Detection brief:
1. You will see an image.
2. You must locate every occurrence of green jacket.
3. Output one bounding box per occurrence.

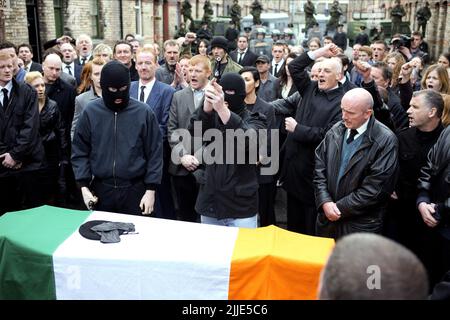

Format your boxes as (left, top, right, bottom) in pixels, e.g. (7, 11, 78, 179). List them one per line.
(210, 56, 242, 79)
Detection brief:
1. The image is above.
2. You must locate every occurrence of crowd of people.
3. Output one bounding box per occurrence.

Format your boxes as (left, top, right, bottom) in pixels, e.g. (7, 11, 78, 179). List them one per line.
(1, 21, 450, 298)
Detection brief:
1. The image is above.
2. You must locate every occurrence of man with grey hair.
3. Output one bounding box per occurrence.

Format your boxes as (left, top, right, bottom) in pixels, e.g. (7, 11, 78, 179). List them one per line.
(156, 40, 180, 87)
(75, 34, 93, 67)
(314, 88, 399, 239)
(319, 233, 429, 300)
(388, 90, 443, 249)
(280, 44, 344, 236)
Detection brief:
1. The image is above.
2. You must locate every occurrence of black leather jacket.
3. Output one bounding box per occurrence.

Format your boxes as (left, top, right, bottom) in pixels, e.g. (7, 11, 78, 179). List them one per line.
(0, 79, 44, 177)
(39, 98, 69, 166)
(314, 116, 399, 239)
(417, 126, 450, 239)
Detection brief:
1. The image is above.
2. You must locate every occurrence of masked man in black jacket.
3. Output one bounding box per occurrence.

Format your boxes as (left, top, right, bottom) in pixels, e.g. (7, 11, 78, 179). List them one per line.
(72, 60, 163, 215)
(189, 73, 266, 227)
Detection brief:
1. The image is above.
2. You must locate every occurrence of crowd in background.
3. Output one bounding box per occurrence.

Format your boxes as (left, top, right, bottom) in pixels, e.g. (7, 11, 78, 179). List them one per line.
(1, 19, 450, 298)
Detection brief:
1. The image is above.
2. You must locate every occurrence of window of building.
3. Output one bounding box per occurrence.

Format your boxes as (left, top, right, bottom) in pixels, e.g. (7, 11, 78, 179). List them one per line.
(90, 0, 102, 38)
(135, 0, 142, 35)
(53, 0, 64, 36)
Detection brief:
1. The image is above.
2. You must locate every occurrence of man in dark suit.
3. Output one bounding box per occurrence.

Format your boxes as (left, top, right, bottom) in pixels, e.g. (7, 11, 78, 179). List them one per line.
(74, 34, 93, 67)
(167, 55, 212, 223)
(270, 42, 285, 77)
(18, 43, 42, 73)
(60, 43, 82, 87)
(229, 35, 258, 67)
(130, 47, 176, 220)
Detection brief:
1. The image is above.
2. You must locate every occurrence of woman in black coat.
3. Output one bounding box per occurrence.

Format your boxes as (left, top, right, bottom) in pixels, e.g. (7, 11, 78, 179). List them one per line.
(25, 72, 68, 205)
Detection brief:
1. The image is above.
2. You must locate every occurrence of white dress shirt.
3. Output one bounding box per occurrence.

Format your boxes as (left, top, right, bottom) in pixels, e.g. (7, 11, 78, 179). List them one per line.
(346, 118, 370, 142)
(138, 78, 156, 103)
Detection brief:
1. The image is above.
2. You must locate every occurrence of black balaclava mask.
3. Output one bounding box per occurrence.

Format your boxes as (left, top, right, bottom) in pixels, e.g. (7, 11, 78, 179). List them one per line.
(100, 60, 130, 112)
(219, 73, 246, 114)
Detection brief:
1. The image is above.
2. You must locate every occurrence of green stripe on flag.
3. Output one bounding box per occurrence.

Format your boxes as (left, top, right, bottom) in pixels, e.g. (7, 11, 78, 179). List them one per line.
(0, 205, 90, 299)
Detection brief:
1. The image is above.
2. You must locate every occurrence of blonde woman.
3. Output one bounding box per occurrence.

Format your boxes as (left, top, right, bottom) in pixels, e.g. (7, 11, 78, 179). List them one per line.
(25, 71, 68, 204)
(384, 51, 406, 90)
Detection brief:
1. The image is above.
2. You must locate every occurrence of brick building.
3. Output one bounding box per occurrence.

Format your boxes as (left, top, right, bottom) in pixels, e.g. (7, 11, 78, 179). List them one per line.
(0, 0, 292, 62)
(1, 1, 448, 62)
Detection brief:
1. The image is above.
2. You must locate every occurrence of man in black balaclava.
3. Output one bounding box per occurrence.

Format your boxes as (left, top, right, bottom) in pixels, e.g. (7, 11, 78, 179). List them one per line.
(219, 72, 246, 114)
(100, 60, 130, 111)
(72, 60, 164, 216)
(189, 74, 267, 228)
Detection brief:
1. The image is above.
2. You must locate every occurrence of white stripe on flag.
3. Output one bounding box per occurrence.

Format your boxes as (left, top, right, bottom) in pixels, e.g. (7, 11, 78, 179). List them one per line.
(53, 211, 239, 300)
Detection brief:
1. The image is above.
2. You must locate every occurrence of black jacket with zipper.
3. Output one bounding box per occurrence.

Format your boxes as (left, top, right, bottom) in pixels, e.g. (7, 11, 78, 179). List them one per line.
(0, 79, 44, 177)
(314, 116, 399, 239)
(71, 98, 163, 190)
(189, 106, 267, 219)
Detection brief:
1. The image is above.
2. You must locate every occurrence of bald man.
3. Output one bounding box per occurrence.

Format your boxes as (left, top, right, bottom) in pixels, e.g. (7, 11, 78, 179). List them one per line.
(314, 88, 399, 239)
(42, 53, 78, 207)
(319, 233, 428, 300)
(42, 53, 77, 135)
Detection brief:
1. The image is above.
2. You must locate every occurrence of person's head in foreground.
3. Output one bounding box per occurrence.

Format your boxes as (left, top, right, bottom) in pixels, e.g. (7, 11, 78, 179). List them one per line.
(318, 233, 429, 300)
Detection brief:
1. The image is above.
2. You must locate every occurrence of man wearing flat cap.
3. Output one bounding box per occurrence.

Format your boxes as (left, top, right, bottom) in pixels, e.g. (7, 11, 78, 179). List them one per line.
(210, 36, 242, 81)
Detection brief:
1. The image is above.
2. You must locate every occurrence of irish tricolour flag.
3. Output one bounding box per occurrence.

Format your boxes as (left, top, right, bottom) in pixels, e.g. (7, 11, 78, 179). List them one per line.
(0, 206, 334, 300)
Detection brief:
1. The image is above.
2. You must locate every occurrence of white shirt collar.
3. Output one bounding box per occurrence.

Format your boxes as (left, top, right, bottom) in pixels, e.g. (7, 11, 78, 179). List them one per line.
(272, 58, 284, 67)
(24, 62, 32, 71)
(63, 62, 75, 74)
(79, 55, 91, 63)
(0, 81, 13, 93)
(346, 118, 370, 141)
(138, 78, 156, 103)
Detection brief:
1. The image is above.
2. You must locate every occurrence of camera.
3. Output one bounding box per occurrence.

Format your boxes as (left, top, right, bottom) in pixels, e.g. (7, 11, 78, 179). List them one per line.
(391, 35, 411, 49)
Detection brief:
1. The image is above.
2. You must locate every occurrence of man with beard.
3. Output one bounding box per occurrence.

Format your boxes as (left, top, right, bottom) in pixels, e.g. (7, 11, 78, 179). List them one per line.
(72, 61, 163, 215)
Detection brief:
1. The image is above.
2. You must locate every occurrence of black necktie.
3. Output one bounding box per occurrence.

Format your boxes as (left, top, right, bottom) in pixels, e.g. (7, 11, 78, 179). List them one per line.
(2, 88, 8, 108)
(140, 86, 145, 102)
(81, 57, 87, 66)
(274, 63, 279, 75)
(346, 129, 358, 144)
(66, 65, 72, 76)
(238, 52, 243, 64)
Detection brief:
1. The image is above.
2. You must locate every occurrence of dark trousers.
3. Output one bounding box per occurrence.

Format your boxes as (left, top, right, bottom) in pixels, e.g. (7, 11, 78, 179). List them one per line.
(287, 192, 317, 236)
(172, 174, 199, 222)
(419, 228, 450, 290)
(258, 182, 276, 227)
(154, 141, 176, 220)
(0, 176, 21, 215)
(91, 179, 146, 216)
(0, 170, 43, 216)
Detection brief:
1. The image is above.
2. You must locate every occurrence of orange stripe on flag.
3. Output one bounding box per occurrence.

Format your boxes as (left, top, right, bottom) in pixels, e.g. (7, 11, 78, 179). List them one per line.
(228, 226, 334, 300)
